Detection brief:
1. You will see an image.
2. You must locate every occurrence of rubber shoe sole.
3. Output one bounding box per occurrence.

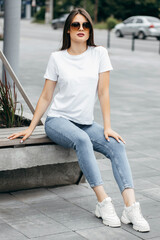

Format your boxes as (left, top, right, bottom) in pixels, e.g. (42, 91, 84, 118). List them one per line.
(121, 215, 150, 232)
(95, 209, 121, 228)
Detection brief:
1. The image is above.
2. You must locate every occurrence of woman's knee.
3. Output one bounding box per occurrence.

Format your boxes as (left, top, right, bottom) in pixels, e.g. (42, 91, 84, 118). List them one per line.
(105, 138, 126, 160)
(75, 132, 92, 147)
(109, 137, 125, 150)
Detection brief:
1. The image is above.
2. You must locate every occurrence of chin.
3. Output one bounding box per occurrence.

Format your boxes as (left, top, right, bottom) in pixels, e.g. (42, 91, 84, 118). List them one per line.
(75, 37, 89, 42)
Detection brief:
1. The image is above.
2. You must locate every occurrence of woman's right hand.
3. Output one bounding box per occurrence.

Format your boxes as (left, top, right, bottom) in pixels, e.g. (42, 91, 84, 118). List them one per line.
(8, 127, 33, 143)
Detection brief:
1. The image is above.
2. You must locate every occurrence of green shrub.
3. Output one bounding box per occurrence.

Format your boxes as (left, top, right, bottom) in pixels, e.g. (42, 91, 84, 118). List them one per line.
(106, 16, 118, 30)
(34, 6, 45, 21)
(0, 73, 23, 128)
(93, 22, 106, 29)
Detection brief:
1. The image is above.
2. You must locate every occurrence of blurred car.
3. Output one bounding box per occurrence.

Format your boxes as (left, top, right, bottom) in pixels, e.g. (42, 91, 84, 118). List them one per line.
(114, 16, 160, 40)
(51, 13, 69, 29)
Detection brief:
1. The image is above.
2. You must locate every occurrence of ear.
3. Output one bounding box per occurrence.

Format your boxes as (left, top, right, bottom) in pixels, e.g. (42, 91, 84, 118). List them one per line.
(67, 30, 70, 34)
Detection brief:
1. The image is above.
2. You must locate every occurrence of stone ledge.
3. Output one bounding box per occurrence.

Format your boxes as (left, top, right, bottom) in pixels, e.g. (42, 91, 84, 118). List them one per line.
(0, 162, 85, 192)
(0, 144, 104, 171)
(0, 142, 105, 192)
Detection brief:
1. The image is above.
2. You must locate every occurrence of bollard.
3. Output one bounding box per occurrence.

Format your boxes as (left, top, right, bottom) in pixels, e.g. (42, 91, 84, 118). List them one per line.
(107, 29, 110, 49)
(132, 33, 135, 51)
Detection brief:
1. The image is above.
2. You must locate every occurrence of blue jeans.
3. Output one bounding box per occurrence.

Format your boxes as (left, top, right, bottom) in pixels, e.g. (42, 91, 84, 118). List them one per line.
(45, 116, 134, 193)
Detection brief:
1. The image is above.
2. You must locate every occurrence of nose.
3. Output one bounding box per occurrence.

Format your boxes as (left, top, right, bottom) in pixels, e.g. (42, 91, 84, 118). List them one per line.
(79, 24, 84, 30)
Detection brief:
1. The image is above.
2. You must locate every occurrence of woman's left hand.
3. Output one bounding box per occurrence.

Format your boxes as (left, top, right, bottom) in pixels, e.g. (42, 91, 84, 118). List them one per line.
(104, 128, 126, 144)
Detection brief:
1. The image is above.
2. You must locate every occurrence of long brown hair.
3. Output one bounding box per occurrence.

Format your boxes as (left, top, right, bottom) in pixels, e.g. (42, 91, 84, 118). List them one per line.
(60, 8, 96, 50)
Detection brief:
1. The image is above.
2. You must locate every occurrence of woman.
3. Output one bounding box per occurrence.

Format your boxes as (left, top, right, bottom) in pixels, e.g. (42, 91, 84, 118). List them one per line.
(8, 8, 150, 232)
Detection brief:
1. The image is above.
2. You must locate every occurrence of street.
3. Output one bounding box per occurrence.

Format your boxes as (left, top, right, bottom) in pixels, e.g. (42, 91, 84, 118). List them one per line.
(19, 20, 160, 54)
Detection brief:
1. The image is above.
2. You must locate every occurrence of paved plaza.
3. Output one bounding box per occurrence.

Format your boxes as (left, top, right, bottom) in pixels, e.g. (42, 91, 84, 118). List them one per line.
(0, 20, 160, 239)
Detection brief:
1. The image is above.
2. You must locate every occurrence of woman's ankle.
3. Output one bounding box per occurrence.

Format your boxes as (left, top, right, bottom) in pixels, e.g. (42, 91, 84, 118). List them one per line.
(122, 188, 136, 207)
(98, 195, 108, 203)
(93, 185, 108, 202)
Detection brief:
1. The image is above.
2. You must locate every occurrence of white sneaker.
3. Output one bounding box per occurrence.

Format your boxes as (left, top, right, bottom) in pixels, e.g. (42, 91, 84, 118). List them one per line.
(95, 197, 121, 227)
(121, 202, 150, 232)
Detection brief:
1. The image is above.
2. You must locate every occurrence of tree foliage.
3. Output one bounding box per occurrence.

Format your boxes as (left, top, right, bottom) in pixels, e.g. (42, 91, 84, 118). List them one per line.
(36, 0, 160, 21)
(34, 6, 45, 20)
(53, 0, 95, 19)
(98, 0, 160, 21)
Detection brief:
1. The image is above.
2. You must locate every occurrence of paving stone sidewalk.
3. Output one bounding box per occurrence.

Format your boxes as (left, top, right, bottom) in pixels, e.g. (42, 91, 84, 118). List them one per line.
(0, 21, 160, 239)
(0, 160, 160, 240)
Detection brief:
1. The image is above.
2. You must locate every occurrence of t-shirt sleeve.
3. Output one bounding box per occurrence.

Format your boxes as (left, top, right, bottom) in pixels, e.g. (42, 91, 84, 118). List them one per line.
(43, 53, 58, 81)
(99, 47, 113, 73)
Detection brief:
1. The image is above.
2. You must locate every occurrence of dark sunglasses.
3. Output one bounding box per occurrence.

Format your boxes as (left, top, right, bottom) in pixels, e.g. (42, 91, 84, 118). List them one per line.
(70, 21, 91, 31)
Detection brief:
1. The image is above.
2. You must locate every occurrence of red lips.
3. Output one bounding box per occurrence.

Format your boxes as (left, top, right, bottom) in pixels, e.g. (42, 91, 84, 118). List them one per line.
(77, 33, 85, 37)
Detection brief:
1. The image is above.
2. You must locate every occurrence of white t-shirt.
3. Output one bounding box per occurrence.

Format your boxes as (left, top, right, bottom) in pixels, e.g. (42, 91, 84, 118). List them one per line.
(44, 46, 113, 124)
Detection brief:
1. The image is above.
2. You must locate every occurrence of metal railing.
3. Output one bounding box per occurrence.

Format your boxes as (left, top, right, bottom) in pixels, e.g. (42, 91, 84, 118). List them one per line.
(0, 50, 43, 125)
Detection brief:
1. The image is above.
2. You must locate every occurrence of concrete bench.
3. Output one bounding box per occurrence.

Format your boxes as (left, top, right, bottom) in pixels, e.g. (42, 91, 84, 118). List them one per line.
(0, 125, 104, 192)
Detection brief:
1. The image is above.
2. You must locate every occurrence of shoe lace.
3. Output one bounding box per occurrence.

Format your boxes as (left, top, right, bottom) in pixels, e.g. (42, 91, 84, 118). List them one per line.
(104, 201, 115, 214)
(133, 204, 144, 221)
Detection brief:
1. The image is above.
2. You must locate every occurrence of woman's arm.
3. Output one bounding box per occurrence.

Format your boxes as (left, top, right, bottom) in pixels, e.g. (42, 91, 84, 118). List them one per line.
(28, 79, 57, 131)
(8, 79, 57, 142)
(98, 71, 125, 143)
(98, 71, 111, 130)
